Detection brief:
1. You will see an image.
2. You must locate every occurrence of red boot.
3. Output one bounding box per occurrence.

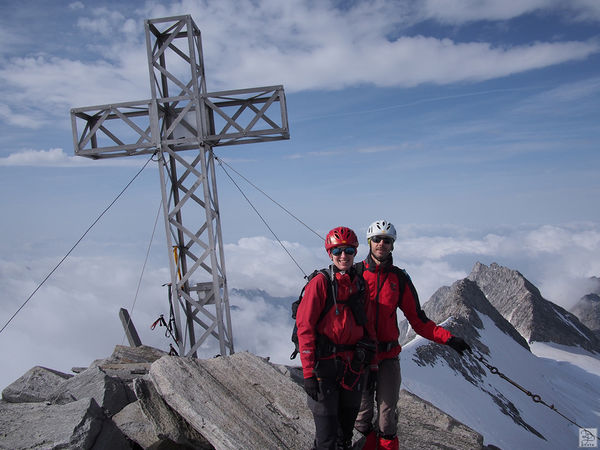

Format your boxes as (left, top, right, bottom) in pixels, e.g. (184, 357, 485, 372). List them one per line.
(378, 435, 399, 450)
(361, 430, 378, 450)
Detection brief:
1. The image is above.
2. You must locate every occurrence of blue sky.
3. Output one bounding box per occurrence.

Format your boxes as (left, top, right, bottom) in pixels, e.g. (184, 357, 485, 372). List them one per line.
(1, 0, 600, 388)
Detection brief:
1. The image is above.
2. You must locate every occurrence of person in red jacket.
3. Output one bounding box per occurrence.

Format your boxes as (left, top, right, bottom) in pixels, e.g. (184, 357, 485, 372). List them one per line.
(354, 220, 470, 450)
(296, 226, 377, 450)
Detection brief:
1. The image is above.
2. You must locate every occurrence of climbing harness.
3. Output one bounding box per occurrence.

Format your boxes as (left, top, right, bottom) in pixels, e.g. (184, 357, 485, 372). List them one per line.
(472, 350, 597, 441)
(151, 282, 181, 348)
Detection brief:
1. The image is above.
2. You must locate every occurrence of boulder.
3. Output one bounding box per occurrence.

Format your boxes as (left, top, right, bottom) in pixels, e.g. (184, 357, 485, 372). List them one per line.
(149, 352, 314, 449)
(50, 366, 130, 417)
(112, 400, 156, 448)
(0, 344, 488, 449)
(0, 397, 131, 449)
(2, 365, 72, 403)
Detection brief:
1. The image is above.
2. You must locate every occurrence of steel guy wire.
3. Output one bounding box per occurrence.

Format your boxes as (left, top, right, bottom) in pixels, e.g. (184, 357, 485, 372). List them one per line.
(214, 154, 324, 241)
(121, 198, 163, 347)
(472, 349, 597, 440)
(0, 153, 156, 337)
(215, 156, 309, 279)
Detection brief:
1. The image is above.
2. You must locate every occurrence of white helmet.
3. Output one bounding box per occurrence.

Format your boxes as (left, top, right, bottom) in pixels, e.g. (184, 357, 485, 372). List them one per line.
(367, 220, 397, 242)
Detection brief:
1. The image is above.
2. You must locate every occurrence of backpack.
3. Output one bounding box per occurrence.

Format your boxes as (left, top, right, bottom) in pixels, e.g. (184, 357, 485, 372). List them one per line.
(289, 268, 366, 360)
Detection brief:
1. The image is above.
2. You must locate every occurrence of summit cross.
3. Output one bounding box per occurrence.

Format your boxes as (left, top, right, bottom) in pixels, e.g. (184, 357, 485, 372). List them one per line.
(71, 15, 289, 357)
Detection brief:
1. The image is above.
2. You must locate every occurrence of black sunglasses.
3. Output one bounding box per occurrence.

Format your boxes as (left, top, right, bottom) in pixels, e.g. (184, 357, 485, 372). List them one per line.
(371, 236, 393, 244)
(331, 246, 357, 256)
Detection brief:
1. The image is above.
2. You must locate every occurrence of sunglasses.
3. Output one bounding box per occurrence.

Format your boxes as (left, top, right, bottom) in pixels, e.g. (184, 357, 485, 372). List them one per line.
(371, 236, 393, 244)
(330, 246, 357, 256)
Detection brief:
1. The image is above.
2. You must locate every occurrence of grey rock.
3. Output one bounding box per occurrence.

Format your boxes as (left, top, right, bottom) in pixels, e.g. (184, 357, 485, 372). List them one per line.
(468, 262, 600, 353)
(272, 363, 304, 386)
(571, 293, 600, 338)
(0, 397, 130, 450)
(50, 366, 130, 417)
(93, 344, 168, 366)
(112, 400, 160, 449)
(397, 389, 484, 449)
(149, 352, 315, 450)
(2, 365, 72, 403)
(0, 341, 489, 449)
(132, 376, 211, 448)
(425, 278, 530, 351)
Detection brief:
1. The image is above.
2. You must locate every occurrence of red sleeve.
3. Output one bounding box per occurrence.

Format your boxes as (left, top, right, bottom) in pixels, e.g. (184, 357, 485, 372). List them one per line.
(296, 273, 328, 378)
(400, 279, 452, 345)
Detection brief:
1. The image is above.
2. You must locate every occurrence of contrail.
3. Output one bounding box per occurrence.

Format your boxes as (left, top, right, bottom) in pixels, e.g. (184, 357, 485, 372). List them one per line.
(293, 87, 541, 122)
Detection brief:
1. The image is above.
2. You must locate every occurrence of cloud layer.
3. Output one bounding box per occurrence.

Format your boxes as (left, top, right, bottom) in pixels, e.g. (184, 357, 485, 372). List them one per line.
(2, 222, 598, 390)
(1, 0, 599, 132)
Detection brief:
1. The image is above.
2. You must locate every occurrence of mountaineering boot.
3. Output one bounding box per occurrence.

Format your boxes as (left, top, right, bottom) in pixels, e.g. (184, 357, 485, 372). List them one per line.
(361, 430, 378, 450)
(336, 439, 352, 450)
(378, 435, 399, 450)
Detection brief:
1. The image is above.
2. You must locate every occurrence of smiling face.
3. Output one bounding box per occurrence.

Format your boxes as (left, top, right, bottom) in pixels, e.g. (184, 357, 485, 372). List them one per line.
(369, 236, 393, 263)
(329, 246, 357, 271)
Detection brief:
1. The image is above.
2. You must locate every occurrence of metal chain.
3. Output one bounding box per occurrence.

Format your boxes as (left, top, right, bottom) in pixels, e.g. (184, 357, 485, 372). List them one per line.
(472, 350, 597, 441)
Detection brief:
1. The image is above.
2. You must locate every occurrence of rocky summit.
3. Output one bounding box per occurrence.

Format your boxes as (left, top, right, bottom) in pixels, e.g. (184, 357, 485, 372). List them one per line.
(1, 345, 485, 449)
(467, 262, 600, 353)
(570, 277, 600, 338)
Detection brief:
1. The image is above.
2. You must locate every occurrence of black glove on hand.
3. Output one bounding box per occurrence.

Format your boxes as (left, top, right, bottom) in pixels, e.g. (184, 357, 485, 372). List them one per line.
(304, 376, 319, 400)
(447, 336, 471, 356)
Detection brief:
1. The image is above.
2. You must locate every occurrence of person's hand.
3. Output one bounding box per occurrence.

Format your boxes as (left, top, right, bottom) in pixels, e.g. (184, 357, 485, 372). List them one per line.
(304, 376, 319, 400)
(447, 337, 471, 356)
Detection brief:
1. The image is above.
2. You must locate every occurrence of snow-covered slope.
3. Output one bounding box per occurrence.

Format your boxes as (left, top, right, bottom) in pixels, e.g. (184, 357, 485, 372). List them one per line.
(401, 301, 600, 449)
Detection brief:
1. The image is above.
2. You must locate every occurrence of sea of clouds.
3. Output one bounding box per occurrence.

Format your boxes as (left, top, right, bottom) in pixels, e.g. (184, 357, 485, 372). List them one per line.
(1, 222, 599, 390)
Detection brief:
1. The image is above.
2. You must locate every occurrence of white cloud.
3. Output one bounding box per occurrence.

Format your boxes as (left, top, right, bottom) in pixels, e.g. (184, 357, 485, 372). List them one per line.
(224, 236, 325, 297)
(0, 148, 77, 166)
(0, 103, 41, 128)
(419, 0, 552, 23)
(0, 148, 147, 167)
(514, 77, 600, 115)
(419, 0, 600, 23)
(69, 1, 84, 11)
(2, 0, 599, 133)
(77, 9, 126, 37)
(2, 223, 600, 390)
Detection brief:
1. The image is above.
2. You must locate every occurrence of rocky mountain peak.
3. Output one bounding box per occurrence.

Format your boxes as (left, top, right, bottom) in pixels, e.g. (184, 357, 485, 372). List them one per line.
(425, 278, 530, 351)
(571, 291, 600, 339)
(468, 262, 600, 353)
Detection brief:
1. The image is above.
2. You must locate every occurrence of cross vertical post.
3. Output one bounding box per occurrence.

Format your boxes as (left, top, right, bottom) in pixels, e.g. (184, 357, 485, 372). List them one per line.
(70, 14, 289, 357)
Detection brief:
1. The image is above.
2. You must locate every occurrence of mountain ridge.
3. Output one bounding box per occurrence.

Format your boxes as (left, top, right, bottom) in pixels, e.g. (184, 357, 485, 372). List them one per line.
(467, 262, 600, 353)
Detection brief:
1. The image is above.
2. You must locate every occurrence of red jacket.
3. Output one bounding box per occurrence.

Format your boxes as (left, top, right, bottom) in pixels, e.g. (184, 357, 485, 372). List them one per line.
(296, 267, 375, 379)
(360, 254, 452, 360)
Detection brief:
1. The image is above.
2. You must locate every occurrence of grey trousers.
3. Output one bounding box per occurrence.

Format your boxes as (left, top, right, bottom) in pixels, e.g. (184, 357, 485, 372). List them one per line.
(355, 357, 401, 437)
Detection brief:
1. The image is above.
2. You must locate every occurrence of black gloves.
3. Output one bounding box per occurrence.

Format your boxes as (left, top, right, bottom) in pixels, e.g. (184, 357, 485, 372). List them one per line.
(304, 376, 319, 400)
(447, 336, 471, 356)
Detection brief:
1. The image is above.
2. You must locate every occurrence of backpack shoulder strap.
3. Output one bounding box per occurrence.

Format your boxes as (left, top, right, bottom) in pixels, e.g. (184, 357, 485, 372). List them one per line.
(315, 268, 334, 323)
(353, 260, 365, 277)
(392, 266, 430, 322)
(392, 266, 411, 300)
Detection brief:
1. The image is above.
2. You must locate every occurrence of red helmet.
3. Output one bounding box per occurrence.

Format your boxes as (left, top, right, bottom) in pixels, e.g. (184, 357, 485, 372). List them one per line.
(325, 226, 359, 252)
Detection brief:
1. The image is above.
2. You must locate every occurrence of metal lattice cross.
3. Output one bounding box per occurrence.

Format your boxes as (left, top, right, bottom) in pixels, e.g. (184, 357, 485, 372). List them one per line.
(71, 15, 289, 356)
